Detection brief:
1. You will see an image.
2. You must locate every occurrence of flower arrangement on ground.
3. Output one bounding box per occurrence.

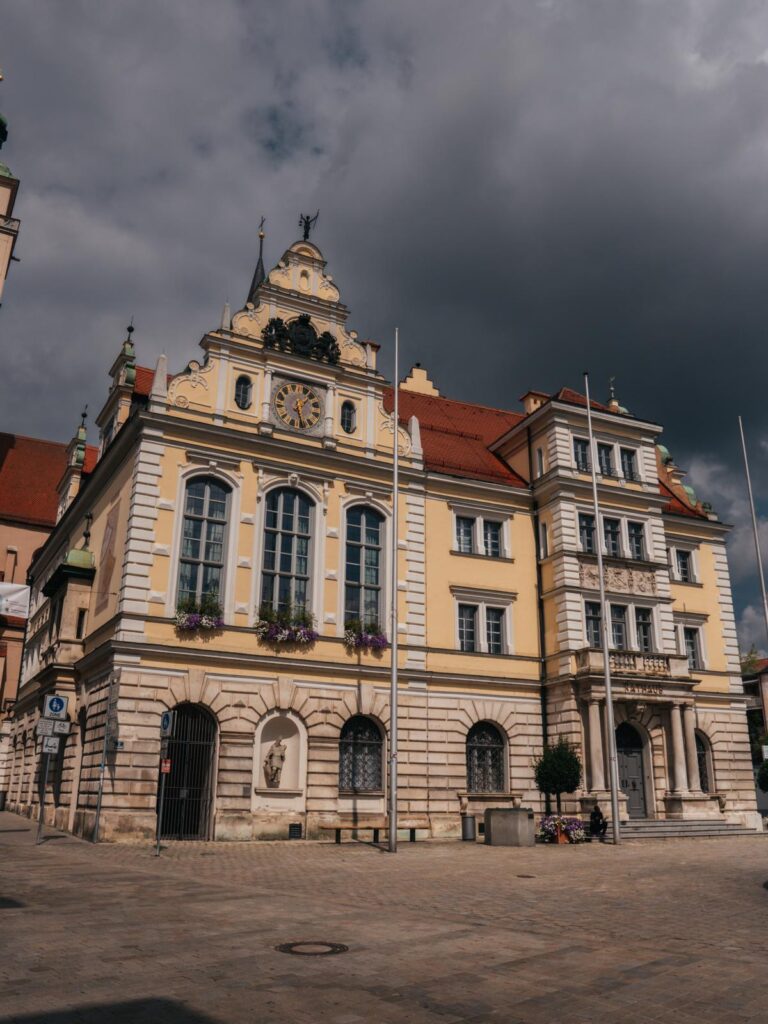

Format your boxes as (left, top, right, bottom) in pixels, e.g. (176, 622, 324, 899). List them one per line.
(175, 595, 224, 632)
(536, 814, 587, 844)
(255, 604, 319, 645)
(343, 619, 388, 651)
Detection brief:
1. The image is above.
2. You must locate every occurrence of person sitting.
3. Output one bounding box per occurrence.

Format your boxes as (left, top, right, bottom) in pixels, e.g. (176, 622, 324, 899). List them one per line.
(589, 804, 609, 841)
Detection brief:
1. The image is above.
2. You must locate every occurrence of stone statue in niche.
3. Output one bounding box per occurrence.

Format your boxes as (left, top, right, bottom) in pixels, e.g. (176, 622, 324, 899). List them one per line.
(264, 739, 287, 788)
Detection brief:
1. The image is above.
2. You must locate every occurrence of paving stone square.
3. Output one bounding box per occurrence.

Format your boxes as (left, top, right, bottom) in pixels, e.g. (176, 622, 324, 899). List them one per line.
(1, 811, 767, 1023)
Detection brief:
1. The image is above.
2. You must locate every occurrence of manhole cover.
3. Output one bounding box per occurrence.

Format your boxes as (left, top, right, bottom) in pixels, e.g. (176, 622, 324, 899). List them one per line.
(276, 941, 349, 957)
(516, 874, 536, 879)
(0, 898, 24, 909)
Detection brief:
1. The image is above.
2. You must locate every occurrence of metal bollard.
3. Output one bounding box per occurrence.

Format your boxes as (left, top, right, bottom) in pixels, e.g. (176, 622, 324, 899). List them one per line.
(461, 813, 476, 842)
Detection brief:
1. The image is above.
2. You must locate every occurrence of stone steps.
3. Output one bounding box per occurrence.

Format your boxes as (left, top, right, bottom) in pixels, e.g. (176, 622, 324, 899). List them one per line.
(604, 818, 766, 840)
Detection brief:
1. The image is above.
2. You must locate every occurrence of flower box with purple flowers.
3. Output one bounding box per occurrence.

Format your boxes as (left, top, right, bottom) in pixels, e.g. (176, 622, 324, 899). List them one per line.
(175, 596, 224, 633)
(255, 604, 319, 646)
(343, 620, 388, 652)
(536, 814, 587, 844)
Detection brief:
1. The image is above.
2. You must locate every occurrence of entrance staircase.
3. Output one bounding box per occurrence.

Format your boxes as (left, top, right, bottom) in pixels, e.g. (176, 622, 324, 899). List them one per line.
(605, 818, 766, 841)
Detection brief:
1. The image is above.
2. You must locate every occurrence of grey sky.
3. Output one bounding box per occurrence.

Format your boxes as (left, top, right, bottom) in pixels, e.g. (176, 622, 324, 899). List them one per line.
(2, 1, 768, 650)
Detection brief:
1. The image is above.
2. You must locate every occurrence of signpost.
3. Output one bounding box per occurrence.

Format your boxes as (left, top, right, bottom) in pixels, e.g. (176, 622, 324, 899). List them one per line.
(36, 694, 70, 845)
(156, 711, 175, 857)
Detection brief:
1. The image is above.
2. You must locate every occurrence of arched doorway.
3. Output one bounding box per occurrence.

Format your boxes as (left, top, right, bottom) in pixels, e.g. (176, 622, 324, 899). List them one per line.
(158, 704, 217, 840)
(616, 722, 647, 818)
(695, 732, 712, 794)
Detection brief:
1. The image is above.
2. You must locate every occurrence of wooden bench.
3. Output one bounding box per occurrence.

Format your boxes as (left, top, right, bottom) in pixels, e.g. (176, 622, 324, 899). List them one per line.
(320, 817, 430, 845)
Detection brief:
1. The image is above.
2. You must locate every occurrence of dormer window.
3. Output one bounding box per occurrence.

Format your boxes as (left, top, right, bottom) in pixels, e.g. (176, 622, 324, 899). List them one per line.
(340, 401, 356, 434)
(234, 375, 252, 410)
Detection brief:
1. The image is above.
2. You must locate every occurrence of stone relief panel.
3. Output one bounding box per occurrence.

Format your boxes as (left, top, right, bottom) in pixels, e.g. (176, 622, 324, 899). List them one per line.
(579, 563, 656, 596)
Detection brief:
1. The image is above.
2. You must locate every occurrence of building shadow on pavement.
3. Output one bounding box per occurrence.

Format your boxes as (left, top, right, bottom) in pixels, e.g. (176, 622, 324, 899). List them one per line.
(2, 998, 220, 1023)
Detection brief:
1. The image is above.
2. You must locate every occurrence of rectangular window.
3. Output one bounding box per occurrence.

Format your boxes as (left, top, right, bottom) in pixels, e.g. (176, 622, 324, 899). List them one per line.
(676, 549, 693, 582)
(574, 438, 590, 472)
(579, 513, 596, 553)
(598, 443, 614, 476)
(621, 448, 637, 480)
(456, 516, 475, 554)
(536, 447, 545, 477)
(486, 608, 504, 655)
(585, 602, 602, 647)
(684, 627, 702, 670)
(76, 608, 87, 640)
(458, 604, 477, 652)
(628, 522, 645, 560)
(604, 518, 621, 557)
(610, 604, 627, 649)
(635, 608, 653, 652)
(483, 520, 502, 558)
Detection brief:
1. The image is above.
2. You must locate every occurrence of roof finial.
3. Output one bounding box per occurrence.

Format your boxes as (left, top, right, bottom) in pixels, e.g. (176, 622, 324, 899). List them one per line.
(608, 376, 616, 402)
(246, 216, 267, 305)
(299, 210, 319, 241)
(80, 404, 88, 429)
(126, 317, 134, 338)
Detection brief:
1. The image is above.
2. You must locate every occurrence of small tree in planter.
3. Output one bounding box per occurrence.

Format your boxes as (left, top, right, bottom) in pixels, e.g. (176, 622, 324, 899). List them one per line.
(534, 737, 582, 813)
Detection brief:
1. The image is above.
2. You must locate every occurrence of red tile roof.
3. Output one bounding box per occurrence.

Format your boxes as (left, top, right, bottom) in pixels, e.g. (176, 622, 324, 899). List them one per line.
(133, 365, 156, 396)
(0, 433, 67, 527)
(552, 387, 610, 412)
(384, 388, 527, 487)
(658, 479, 706, 519)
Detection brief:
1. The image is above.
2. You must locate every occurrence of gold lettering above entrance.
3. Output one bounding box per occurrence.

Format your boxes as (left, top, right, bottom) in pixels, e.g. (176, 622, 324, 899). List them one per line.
(624, 683, 663, 697)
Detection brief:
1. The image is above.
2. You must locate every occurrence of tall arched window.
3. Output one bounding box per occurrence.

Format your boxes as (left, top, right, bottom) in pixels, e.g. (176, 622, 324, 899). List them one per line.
(466, 721, 505, 793)
(344, 506, 384, 627)
(178, 477, 231, 607)
(339, 715, 383, 792)
(340, 401, 356, 434)
(261, 488, 313, 613)
(695, 732, 712, 794)
(234, 375, 252, 410)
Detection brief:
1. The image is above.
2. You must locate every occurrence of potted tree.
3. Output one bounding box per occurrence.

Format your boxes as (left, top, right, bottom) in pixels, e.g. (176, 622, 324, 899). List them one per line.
(533, 738, 584, 844)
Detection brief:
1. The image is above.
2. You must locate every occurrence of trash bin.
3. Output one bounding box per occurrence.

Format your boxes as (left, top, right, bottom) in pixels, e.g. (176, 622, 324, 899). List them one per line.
(461, 813, 476, 841)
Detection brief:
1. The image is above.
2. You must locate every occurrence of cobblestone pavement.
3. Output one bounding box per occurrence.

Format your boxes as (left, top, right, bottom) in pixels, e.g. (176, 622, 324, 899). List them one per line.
(2, 811, 768, 1023)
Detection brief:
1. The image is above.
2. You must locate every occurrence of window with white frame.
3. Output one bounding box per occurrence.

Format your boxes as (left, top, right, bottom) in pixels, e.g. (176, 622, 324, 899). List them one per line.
(452, 509, 509, 559)
(597, 443, 614, 476)
(573, 437, 590, 472)
(579, 512, 596, 553)
(584, 599, 660, 652)
(178, 476, 231, 609)
(539, 521, 549, 559)
(604, 518, 621, 557)
(458, 604, 477, 652)
(683, 626, 702, 670)
(344, 506, 384, 628)
(536, 447, 545, 477)
(454, 589, 515, 654)
(620, 447, 638, 480)
(675, 548, 695, 582)
(260, 487, 313, 613)
(627, 521, 645, 560)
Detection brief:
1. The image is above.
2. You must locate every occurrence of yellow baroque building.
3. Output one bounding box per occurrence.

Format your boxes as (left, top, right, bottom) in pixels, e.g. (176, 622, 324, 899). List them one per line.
(4, 234, 760, 841)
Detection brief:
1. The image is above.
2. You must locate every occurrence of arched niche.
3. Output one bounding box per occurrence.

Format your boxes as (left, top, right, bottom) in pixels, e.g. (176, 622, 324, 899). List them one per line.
(252, 711, 307, 813)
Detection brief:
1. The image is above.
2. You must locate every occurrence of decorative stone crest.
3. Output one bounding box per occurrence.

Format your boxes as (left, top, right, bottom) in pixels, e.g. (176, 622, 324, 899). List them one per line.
(261, 314, 340, 365)
(579, 563, 656, 596)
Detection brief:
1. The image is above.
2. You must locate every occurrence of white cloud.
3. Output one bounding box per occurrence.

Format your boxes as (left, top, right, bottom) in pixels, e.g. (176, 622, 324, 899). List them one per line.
(738, 603, 768, 658)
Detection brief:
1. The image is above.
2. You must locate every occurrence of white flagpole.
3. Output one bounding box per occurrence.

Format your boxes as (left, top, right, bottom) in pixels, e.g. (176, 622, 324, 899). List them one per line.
(738, 416, 768, 646)
(388, 327, 400, 853)
(584, 372, 621, 844)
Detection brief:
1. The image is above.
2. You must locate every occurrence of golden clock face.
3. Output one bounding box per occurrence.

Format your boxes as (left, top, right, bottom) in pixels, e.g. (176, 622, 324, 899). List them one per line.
(274, 381, 322, 430)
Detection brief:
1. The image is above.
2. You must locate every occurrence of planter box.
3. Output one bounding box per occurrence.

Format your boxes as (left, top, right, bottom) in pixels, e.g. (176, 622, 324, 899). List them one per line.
(483, 808, 535, 847)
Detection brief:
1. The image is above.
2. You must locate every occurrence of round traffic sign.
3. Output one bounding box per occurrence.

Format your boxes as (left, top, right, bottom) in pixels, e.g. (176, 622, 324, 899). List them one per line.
(49, 696, 65, 714)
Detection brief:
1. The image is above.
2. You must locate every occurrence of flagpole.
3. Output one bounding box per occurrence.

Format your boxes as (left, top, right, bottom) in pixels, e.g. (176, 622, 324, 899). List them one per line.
(584, 372, 621, 844)
(388, 327, 400, 853)
(738, 416, 768, 645)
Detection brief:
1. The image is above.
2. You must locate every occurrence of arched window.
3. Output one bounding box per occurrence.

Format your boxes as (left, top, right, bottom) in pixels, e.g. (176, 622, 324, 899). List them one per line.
(339, 715, 383, 792)
(340, 401, 356, 434)
(344, 506, 384, 627)
(234, 375, 252, 410)
(178, 477, 230, 607)
(466, 721, 505, 793)
(261, 488, 313, 613)
(695, 732, 712, 794)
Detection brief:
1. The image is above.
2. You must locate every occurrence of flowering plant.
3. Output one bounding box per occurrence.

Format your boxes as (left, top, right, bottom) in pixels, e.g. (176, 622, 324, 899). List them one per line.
(255, 604, 318, 645)
(536, 814, 587, 843)
(344, 619, 388, 651)
(175, 595, 224, 632)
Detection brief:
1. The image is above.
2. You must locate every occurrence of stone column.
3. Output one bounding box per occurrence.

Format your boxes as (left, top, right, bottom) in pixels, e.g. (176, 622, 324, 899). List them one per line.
(682, 703, 701, 793)
(588, 699, 605, 791)
(670, 702, 689, 793)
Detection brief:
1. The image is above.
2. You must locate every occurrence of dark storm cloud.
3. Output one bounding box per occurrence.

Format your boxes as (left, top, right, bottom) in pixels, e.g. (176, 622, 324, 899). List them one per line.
(2, 0, 768, 648)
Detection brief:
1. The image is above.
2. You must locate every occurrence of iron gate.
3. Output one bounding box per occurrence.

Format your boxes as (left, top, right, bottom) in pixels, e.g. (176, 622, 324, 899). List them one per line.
(158, 704, 216, 840)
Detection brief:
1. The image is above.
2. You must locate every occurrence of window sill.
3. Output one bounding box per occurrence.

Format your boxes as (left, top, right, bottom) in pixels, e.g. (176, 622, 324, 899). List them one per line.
(450, 550, 514, 564)
(338, 790, 384, 797)
(671, 579, 703, 588)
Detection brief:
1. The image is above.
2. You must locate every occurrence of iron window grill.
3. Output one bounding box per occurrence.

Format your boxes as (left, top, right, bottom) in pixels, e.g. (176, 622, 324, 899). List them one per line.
(466, 722, 505, 792)
(261, 488, 313, 612)
(178, 477, 230, 606)
(339, 716, 383, 792)
(344, 506, 383, 625)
